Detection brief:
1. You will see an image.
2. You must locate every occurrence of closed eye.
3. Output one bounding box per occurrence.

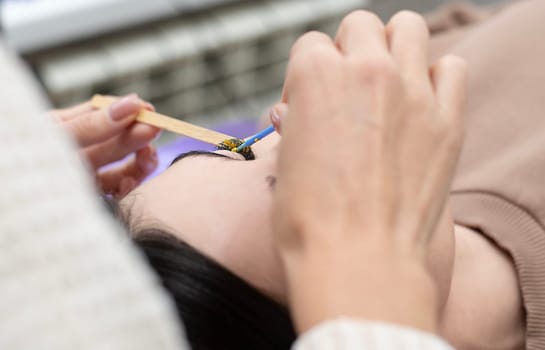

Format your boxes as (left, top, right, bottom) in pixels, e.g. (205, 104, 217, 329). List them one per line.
(170, 150, 238, 167)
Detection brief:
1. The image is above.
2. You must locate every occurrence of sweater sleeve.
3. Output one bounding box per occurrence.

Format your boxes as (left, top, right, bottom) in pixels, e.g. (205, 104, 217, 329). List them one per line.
(293, 319, 453, 350)
(0, 40, 189, 350)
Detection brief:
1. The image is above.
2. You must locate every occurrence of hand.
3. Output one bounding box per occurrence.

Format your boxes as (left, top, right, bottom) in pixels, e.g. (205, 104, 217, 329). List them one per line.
(49, 94, 161, 198)
(273, 11, 466, 333)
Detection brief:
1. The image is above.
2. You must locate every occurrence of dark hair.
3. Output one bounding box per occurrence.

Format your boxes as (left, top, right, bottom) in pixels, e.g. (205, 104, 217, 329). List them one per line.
(102, 195, 296, 349)
(133, 229, 297, 350)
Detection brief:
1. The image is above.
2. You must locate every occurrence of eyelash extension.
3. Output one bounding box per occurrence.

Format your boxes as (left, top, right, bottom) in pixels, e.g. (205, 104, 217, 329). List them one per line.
(216, 138, 255, 160)
(169, 150, 229, 166)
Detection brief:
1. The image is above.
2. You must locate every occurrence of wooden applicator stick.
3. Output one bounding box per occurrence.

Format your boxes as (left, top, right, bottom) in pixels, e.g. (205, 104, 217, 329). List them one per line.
(91, 95, 235, 146)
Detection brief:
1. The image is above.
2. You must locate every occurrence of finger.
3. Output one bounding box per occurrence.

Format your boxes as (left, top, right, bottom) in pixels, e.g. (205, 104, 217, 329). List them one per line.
(269, 103, 289, 134)
(98, 145, 158, 197)
(49, 101, 94, 122)
(283, 31, 338, 103)
(280, 85, 288, 104)
(48, 94, 152, 122)
(290, 31, 335, 59)
(387, 11, 431, 83)
(64, 94, 147, 147)
(431, 55, 468, 126)
(84, 123, 161, 169)
(334, 10, 388, 57)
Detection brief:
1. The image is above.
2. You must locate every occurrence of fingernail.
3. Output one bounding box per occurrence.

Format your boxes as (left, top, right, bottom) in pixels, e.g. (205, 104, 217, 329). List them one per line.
(270, 109, 281, 125)
(143, 102, 155, 112)
(270, 103, 288, 130)
(109, 95, 139, 121)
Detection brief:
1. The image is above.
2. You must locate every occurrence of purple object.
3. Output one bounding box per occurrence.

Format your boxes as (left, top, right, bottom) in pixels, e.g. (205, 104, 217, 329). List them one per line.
(149, 119, 259, 179)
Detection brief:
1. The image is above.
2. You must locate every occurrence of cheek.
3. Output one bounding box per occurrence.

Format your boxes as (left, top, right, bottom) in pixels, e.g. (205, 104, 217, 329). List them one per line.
(223, 179, 274, 257)
(138, 159, 286, 301)
(221, 161, 277, 238)
(225, 195, 288, 303)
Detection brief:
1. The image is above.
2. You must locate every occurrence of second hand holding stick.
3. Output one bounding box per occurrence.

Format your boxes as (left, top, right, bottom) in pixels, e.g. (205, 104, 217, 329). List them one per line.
(91, 95, 235, 146)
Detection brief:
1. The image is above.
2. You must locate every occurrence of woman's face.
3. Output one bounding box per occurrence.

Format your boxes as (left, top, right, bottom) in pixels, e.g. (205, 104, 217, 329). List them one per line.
(124, 132, 454, 305)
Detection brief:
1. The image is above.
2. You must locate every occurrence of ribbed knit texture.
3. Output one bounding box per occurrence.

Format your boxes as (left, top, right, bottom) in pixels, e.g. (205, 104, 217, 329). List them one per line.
(294, 320, 452, 350)
(451, 192, 545, 350)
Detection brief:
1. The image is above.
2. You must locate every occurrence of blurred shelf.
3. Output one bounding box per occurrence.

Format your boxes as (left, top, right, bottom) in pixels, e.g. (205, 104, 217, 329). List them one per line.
(21, 0, 368, 124)
(2, 0, 242, 53)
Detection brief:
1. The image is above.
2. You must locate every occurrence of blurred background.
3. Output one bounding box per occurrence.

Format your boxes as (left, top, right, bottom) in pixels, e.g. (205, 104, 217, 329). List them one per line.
(1, 0, 500, 128)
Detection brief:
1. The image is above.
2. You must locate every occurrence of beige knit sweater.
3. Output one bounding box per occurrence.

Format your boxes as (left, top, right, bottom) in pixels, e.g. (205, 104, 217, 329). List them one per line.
(435, 1, 545, 348)
(0, 39, 451, 350)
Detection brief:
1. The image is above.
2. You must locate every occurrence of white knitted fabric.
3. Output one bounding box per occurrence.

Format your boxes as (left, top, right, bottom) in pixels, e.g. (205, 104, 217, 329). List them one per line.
(0, 40, 189, 350)
(294, 319, 453, 350)
(0, 39, 451, 350)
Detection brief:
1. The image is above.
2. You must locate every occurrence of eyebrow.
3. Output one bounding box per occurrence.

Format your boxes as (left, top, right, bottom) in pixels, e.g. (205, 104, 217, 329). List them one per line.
(169, 150, 234, 167)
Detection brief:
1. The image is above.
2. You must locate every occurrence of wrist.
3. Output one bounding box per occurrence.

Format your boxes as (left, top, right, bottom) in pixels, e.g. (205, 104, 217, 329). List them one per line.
(283, 247, 439, 335)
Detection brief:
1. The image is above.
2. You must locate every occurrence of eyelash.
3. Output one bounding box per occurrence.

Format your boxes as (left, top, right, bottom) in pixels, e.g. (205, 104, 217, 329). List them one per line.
(216, 138, 255, 160)
(170, 151, 229, 166)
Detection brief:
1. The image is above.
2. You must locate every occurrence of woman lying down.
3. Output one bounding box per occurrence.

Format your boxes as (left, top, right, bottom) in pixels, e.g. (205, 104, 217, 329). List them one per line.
(107, 2, 545, 349)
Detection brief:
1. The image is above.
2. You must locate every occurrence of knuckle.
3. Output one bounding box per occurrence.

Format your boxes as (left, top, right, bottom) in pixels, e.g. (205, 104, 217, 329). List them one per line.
(389, 10, 426, 27)
(291, 44, 338, 78)
(74, 113, 104, 141)
(340, 10, 382, 31)
(290, 31, 332, 58)
(387, 11, 429, 39)
(84, 112, 104, 132)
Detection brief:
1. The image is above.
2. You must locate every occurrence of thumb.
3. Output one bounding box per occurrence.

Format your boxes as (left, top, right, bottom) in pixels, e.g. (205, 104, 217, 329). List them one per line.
(269, 103, 289, 134)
